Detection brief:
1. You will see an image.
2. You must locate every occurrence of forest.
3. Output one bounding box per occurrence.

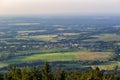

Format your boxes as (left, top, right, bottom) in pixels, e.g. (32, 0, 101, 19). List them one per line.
(0, 62, 120, 80)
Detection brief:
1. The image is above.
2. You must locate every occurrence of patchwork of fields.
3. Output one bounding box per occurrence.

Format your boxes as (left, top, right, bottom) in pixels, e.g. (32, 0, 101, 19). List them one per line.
(1, 16, 120, 71)
(0, 51, 115, 68)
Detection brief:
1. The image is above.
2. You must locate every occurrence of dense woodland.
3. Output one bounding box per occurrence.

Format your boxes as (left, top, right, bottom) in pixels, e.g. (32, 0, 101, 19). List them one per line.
(0, 62, 119, 80)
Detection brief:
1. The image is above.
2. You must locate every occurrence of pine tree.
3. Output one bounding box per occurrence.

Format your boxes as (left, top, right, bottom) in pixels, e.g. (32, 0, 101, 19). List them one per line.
(42, 62, 53, 80)
(59, 70, 66, 80)
(31, 67, 42, 80)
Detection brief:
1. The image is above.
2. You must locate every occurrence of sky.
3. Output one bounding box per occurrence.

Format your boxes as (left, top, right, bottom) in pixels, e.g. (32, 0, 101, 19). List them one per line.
(0, 0, 120, 15)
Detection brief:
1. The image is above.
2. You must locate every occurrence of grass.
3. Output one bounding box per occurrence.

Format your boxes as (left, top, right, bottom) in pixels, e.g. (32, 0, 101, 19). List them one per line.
(29, 35, 58, 41)
(90, 61, 120, 70)
(18, 30, 47, 33)
(76, 51, 114, 61)
(29, 35, 67, 42)
(1, 52, 76, 64)
(56, 28, 64, 31)
(21, 52, 76, 62)
(15, 35, 58, 41)
(62, 33, 80, 36)
(85, 34, 120, 41)
(17, 48, 76, 54)
(39, 48, 75, 53)
(9, 23, 40, 26)
(117, 43, 120, 45)
(0, 50, 115, 70)
(0, 62, 8, 68)
(0, 51, 114, 65)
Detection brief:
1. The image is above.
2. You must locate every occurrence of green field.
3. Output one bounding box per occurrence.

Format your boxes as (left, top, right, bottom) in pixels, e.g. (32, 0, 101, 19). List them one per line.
(85, 34, 120, 41)
(16, 35, 61, 42)
(0, 51, 115, 68)
(29, 35, 58, 41)
(62, 33, 80, 36)
(90, 61, 120, 70)
(20, 52, 76, 62)
(18, 30, 47, 33)
(26, 51, 113, 62)
(56, 28, 65, 31)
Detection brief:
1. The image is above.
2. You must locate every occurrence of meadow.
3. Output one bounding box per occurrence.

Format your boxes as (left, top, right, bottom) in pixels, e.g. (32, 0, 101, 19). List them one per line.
(90, 61, 120, 70)
(85, 34, 120, 41)
(0, 51, 115, 69)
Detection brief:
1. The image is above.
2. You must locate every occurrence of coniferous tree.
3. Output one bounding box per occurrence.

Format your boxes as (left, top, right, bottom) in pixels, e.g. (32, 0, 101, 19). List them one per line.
(31, 67, 42, 80)
(1, 62, 120, 80)
(59, 70, 66, 80)
(42, 62, 53, 80)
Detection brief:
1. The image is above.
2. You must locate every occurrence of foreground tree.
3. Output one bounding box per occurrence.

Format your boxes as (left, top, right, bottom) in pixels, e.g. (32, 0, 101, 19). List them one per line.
(1, 62, 120, 80)
(42, 62, 53, 80)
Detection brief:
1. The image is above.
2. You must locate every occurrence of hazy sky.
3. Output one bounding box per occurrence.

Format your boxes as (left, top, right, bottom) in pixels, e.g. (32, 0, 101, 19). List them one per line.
(0, 0, 120, 15)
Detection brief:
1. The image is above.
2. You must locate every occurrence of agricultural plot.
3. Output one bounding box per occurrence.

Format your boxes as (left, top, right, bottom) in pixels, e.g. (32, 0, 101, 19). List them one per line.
(90, 61, 120, 70)
(0, 62, 8, 68)
(85, 34, 120, 41)
(29, 35, 58, 41)
(0, 51, 115, 68)
(62, 33, 80, 36)
(76, 51, 114, 61)
(8, 23, 40, 26)
(56, 28, 65, 31)
(18, 30, 47, 33)
(15, 35, 58, 41)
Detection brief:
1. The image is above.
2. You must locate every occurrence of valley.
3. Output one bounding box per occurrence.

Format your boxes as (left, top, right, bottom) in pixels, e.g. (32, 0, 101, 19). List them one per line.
(0, 16, 120, 71)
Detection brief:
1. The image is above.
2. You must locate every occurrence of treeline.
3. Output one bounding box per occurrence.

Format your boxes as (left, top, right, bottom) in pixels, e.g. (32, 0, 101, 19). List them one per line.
(0, 62, 120, 80)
